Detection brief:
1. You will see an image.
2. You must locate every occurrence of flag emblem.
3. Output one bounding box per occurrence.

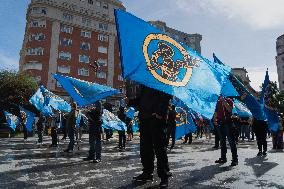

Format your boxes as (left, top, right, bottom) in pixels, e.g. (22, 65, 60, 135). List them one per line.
(176, 106, 188, 126)
(143, 34, 200, 87)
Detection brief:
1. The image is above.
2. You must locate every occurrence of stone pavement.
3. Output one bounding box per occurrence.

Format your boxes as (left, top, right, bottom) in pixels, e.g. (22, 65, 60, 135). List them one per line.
(0, 135, 284, 189)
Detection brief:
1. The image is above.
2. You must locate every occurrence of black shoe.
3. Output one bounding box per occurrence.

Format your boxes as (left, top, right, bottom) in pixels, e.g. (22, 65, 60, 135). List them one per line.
(262, 152, 267, 156)
(215, 158, 227, 164)
(257, 151, 262, 156)
(230, 160, 238, 166)
(159, 178, 168, 188)
(212, 146, 219, 149)
(93, 159, 101, 163)
(133, 173, 153, 182)
(83, 157, 93, 161)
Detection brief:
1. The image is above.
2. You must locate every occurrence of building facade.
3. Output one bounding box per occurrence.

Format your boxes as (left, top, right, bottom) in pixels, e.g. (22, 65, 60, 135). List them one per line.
(126, 21, 203, 101)
(19, 0, 125, 106)
(276, 34, 284, 91)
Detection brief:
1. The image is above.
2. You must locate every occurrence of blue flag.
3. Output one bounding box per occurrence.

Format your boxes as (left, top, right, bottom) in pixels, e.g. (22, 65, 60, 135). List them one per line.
(3, 111, 19, 131)
(172, 99, 197, 139)
(29, 87, 53, 116)
(125, 107, 135, 119)
(19, 106, 35, 132)
(115, 9, 224, 119)
(233, 99, 252, 118)
(102, 109, 126, 131)
(53, 74, 120, 107)
(132, 116, 139, 132)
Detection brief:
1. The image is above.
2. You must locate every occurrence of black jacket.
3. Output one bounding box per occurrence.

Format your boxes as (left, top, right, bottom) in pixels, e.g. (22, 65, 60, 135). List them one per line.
(87, 108, 102, 135)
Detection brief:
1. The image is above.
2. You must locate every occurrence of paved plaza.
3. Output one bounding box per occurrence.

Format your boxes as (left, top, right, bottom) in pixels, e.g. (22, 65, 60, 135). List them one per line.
(0, 135, 284, 189)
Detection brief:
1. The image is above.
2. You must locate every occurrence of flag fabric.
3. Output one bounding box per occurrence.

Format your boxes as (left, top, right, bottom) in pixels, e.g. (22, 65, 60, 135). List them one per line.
(125, 107, 135, 119)
(3, 111, 19, 131)
(53, 74, 120, 107)
(233, 99, 252, 118)
(29, 87, 53, 116)
(132, 115, 139, 132)
(115, 9, 224, 119)
(19, 106, 35, 132)
(172, 98, 197, 139)
(102, 109, 126, 131)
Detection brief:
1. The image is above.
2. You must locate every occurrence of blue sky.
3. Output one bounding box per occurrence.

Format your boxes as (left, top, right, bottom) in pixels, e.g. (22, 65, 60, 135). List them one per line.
(0, 0, 283, 90)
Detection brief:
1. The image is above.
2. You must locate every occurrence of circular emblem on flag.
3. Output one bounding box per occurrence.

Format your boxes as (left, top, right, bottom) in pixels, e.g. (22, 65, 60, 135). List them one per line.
(175, 107, 187, 126)
(143, 34, 200, 87)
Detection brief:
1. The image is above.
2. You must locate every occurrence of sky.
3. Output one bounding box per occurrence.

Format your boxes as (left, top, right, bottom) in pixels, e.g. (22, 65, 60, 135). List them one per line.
(0, 0, 282, 91)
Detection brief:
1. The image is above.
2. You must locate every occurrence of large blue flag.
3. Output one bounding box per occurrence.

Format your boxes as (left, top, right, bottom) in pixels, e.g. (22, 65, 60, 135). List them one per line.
(125, 107, 135, 119)
(115, 9, 224, 119)
(3, 111, 19, 131)
(53, 74, 120, 107)
(19, 106, 35, 132)
(29, 87, 53, 116)
(172, 98, 197, 139)
(102, 109, 126, 131)
(233, 99, 252, 118)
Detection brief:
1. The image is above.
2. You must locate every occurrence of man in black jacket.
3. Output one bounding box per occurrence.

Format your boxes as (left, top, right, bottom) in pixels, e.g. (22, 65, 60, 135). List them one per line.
(133, 86, 172, 188)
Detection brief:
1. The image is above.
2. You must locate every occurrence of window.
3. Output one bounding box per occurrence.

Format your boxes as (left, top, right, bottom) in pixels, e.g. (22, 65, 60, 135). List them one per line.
(26, 48, 44, 56)
(99, 23, 108, 31)
(79, 55, 90, 63)
(81, 30, 91, 38)
(63, 13, 73, 21)
(78, 68, 89, 76)
(102, 2, 108, 9)
(118, 74, 124, 81)
(97, 71, 106, 79)
(31, 7, 47, 15)
(58, 65, 70, 74)
(59, 52, 71, 61)
(98, 34, 108, 42)
(96, 1, 101, 7)
(60, 38, 72, 46)
(98, 46, 107, 54)
(88, 0, 94, 5)
(29, 33, 46, 42)
(30, 20, 46, 28)
(97, 58, 107, 66)
(80, 42, 90, 51)
(23, 61, 42, 70)
(61, 25, 73, 34)
(82, 17, 91, 26)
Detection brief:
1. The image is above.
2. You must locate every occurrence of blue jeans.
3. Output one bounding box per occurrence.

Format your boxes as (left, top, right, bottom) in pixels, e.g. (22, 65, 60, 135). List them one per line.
(217, 123, 238, 161)
(240, 125, 249, 140)
(89, 134, 101, 160)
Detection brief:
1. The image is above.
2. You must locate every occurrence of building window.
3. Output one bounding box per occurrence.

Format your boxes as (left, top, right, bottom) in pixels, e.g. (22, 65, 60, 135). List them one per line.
(23, 61, 42, 70)
(88, 0, 94, 5)
(29, 33, 46, 42)
(98, 46, 107, 54)
(97, 71, 106, 79)
(80, 42, 90, 51)
(118, 74, 124, 81)
(79, 55, 90, 63)
(82, 17, 91, 26)
(30, 20, 46, 28)
(97, 58, 107, 66)
(63, 13, 73, 21)
(61, 25, 73, 34)
(102, 2, 108, 9)
(59, 52, 71, 61)
(26, 48, 44, 56)
(31, 7, 47, 15)
(58, 65, 70, 74)
(96, 1, 101, 7)
(60, 38, 72, 46)
(78, 68, 89, 76)
(81, 30, 92, 38)
(99, 23, 108, 31)
(98, 34, 108, 42)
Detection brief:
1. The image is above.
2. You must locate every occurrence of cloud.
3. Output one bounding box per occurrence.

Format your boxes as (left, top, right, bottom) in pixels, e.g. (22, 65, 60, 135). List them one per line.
(0, 51, 19, 71)
(176, 0, 284, 29)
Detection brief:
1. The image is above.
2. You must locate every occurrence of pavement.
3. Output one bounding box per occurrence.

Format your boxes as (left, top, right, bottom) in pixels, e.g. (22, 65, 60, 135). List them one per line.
(0, 134, 284, 189)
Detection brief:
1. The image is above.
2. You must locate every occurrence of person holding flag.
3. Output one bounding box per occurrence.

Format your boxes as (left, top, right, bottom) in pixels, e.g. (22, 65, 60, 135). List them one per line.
(166, 105, 176, 149)
(19, 110, 28, 141)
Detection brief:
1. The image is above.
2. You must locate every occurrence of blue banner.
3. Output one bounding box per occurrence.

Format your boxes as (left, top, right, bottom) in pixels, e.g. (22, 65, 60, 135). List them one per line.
(53, 74, 120, 107)
(3, 111, 19, 131)
(102, 109, 126, 131)
(19, 106, 35, 132)
(29, 86, 53, 116)
(132, 116, 139, 132)
(233, 99, 252, 118)
(115, 9, 224, 119)
(125, 107, 135, 119)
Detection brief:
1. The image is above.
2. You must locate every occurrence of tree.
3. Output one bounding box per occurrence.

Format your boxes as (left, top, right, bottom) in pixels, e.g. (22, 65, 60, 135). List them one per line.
(0, 70, 38, 115)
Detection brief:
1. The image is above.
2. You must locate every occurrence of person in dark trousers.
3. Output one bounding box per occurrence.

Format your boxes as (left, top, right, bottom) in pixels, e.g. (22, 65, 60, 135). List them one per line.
(37, 113, 45, 144)
(84, 101, 103, 163)
(183, 133, 193, 144)
(212, 120, 220, 148)
(64, 102, 79, 153)
(167, 105, 176, 149)
(50, 110, 61, 147)
(61, 114, 67, 140)
(19, 111, 28, 141)
(252, 118, 268, 156)
(215, 96, 238, 166)
(117, 107, 126, 151)
(133, 86, 172, 188)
